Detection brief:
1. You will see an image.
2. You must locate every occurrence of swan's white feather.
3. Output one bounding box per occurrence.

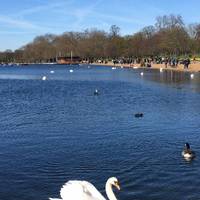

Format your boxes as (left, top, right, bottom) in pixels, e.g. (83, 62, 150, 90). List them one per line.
(49, 198, 61, 200)
(60, 180, 106, 200)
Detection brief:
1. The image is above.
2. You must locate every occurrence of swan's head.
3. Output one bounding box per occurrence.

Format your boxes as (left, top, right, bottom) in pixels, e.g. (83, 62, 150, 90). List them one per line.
(185, 143, 190, 149)
(107, 177, 120, 190)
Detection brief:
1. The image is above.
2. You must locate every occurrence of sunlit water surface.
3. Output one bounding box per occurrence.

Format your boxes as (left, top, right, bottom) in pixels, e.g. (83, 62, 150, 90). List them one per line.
(0, 64, 200, 200)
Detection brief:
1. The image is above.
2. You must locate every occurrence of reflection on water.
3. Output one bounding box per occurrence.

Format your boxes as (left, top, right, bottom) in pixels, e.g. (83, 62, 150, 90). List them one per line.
(144, 68, 200, 93)
(0, 65, 200, 200)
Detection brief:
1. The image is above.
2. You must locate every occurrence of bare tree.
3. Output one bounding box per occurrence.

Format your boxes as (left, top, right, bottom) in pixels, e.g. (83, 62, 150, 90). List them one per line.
(155, 14, 184, 30)
(109, 25, 120, 37)
(141, 26, 156, 38)
(1, 14, 199, 63)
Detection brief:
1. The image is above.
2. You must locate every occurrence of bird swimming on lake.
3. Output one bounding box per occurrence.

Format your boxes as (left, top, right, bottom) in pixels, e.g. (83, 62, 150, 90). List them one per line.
(49, 177, 120, 200)
(182, 143, 195, 160)
(134, 113, 144, 118)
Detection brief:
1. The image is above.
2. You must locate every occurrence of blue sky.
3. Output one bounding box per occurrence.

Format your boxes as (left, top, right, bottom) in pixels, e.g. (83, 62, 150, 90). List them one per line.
(0, 0, 200, 51)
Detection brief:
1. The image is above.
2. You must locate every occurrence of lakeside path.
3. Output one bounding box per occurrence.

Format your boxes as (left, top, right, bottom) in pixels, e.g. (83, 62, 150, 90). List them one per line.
(92, 62, 200, 73)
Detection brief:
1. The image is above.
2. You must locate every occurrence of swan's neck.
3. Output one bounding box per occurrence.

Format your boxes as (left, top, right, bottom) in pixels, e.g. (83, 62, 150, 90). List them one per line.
(105, 182, 117, 200)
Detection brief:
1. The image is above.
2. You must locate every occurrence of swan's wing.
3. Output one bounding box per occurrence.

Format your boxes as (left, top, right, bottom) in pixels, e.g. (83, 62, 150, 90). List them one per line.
(49, 198, 62, 200)
(60, 180, 106, 200)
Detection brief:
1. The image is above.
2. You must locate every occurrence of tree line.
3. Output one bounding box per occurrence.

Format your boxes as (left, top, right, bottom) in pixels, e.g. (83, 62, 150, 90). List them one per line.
(1, 14, 200, 63)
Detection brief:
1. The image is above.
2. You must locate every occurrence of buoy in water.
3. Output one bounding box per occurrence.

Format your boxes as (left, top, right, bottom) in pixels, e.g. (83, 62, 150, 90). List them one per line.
(50, 70, 55, 74)
(160, 68, 163, 72)
(94, 89, 99, 96)
(42, 76, 47, 81)
(190, 73, 194, 79)
(140, 72, 144, 76)
(69, 69, 74, 73)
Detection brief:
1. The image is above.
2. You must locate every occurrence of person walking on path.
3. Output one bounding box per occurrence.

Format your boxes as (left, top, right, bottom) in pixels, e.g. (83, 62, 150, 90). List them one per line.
(164, 57, 168, 68)
(184, 58, 190, 69)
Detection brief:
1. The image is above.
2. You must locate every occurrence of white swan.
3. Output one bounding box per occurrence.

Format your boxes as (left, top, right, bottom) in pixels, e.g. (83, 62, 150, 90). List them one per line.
(49, 177, 120, 200)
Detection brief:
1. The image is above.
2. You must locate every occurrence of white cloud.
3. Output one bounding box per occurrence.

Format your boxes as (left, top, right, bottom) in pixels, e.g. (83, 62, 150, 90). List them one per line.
(0, 15, 40, 30)
(1, 0, 105, 33)
(68, 0, 103, 29)
(15, 1, 73, 18)
(93, 12, 146, 25)
(0, 1, 74, 33)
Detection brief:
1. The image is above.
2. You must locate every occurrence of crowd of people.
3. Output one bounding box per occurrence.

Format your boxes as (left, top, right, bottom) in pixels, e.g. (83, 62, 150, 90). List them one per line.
(109, 56, 192, 69)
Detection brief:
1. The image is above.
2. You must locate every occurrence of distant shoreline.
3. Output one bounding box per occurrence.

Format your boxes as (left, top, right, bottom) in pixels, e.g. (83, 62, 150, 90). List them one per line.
(1, 62, 200, 73)
(92, 62, 200, 73)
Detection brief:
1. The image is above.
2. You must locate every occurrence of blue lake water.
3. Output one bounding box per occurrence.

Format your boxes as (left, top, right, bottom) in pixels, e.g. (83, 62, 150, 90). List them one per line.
(0, 64, 200, 200)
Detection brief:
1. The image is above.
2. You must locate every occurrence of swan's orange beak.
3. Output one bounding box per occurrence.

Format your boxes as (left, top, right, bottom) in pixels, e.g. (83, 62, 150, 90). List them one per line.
(115, 181, 120, 190)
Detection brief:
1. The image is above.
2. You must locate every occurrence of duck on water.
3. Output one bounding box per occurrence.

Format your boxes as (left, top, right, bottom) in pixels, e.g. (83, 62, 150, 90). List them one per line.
(182, 143, 195, 160)
(134, 113, 143, 118)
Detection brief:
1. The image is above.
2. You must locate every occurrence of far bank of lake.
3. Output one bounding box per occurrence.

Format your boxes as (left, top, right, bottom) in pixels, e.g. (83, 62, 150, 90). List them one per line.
(92, 61, 200, 72)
